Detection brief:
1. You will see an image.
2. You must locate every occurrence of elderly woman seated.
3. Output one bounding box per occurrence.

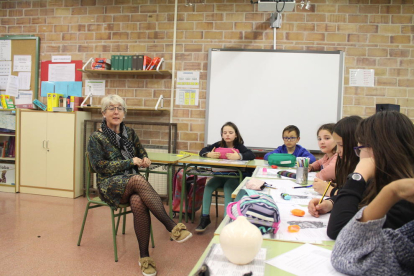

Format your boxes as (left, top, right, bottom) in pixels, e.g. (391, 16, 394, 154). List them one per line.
(88, 94, 192, 276)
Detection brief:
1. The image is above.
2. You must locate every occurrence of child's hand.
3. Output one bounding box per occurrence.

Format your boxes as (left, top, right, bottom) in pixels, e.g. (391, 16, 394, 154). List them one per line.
(313, 178, 328, 194)
(354, 157, 375, 181)
(207, 147, 220, 159)
(226, 149, 241, 160)
(308, 198, 333, 218)
(389, 178, 414, 203)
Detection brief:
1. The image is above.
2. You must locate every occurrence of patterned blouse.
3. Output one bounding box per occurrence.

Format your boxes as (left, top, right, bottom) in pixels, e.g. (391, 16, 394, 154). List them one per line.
(87, 127, 148, 210)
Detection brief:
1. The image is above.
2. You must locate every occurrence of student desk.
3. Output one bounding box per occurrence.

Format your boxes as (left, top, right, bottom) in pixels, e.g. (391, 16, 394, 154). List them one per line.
(246, 159, 269, 169)
(189, 235, 334, 276)
(142, 153, 189, 218)
(178, 156, 248, 223)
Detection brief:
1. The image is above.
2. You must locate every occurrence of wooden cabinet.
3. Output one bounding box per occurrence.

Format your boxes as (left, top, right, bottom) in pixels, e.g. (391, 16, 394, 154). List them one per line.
(19, 110, 90, 198)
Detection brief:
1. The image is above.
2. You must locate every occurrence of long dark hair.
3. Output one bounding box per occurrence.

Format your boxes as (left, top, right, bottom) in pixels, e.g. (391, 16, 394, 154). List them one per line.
(334, 116, 363, 189)
(356, 111, 414, 206)
(219, 122, 244, 148)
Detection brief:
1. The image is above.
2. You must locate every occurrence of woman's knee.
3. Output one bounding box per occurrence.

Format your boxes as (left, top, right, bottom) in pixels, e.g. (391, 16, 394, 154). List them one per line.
(128, 175, 150, 188)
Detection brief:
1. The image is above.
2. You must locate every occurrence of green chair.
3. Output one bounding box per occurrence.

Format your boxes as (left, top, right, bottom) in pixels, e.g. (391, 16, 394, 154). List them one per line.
(77, 152, 155, 262)
(214, 187, 225, 217)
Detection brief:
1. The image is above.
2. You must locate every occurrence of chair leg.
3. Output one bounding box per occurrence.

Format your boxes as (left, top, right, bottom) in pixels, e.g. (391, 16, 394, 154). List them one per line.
(115, 208, 123, 235)
(122, 208, 127, 235)
(111, 209, 119, 262)
(150, 223, 155, 248)
(215, 191, 219, 218)
(77, 202, 92, 246)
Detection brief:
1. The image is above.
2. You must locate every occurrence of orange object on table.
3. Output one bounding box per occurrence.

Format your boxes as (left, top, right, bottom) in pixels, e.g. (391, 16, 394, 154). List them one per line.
(288, 225, 300, 233)
(291, 209, 305, 217)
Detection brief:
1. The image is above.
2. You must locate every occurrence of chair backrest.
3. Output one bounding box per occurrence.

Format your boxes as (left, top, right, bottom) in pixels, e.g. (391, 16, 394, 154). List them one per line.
(85, 152, 96, 201)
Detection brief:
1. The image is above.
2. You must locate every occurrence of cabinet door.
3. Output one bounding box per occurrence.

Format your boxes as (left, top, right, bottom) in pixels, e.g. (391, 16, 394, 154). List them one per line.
(46, 113, 75, 190)
(20, 112, 47, 187)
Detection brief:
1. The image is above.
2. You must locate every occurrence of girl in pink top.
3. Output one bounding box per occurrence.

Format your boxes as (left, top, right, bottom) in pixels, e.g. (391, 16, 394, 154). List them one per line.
(309, 124, 337, 193)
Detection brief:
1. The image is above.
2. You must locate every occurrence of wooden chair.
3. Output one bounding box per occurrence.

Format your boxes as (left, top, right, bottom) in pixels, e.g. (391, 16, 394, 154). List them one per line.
(77, 152, 154, 262)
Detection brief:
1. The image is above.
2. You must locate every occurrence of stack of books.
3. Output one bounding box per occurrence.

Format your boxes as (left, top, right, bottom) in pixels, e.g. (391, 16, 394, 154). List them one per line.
(111, 55, 163, 71)
(91, 58, 111, 70)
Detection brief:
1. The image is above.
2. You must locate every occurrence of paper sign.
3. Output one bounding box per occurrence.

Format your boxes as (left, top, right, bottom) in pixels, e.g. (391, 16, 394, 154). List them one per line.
(85, 80, 105, 96)
(0, 61, 12, 75)
(41, 81, 55, 96)
(52, 56, 72, 62)
(0, 76, 8, 90)
(0, 41, 11, 61)
(48, 63, 75, 81)
(18, 72, 31, 90)
(176, 89, 199, 105)
(16, 91, 33, 105)
(176, 71, 200, 89)
(6, 75, 19, 96)
(349, 69, 374, 87)
(13, 55, 31, 72)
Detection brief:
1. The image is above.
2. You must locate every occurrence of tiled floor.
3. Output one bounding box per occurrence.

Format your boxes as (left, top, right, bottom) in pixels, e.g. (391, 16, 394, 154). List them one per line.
(0, 192, 224, 276)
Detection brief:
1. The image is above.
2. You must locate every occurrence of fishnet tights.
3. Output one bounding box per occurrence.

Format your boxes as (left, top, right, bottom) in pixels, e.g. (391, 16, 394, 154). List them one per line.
(120, 175, 176, 257)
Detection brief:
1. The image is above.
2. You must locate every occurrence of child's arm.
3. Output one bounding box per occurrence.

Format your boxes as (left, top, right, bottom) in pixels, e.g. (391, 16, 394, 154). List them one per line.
(199, 142, 220, 158)
(360, 178, 414, 222)
(264, 146, 283, 160)
(315, 154, 337, 181)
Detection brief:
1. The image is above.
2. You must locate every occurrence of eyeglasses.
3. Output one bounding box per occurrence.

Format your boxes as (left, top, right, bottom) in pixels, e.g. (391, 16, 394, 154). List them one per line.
(283, 137, 297, 141)
(353, 145, 368, 157)
(107, 106, 124, 112)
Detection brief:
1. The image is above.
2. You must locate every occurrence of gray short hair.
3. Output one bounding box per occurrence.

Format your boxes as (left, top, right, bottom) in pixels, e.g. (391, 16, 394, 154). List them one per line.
(101, 94, 127, 113)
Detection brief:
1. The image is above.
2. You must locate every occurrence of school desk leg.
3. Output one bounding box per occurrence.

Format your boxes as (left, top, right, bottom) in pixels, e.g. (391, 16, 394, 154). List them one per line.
(179, 164, 187, 223)
(168, 164, 173, 218)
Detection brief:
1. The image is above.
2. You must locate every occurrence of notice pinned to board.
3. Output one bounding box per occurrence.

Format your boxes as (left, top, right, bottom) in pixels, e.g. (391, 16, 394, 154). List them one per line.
(175, 71, 200, 105)
(349, 69, 374, 87)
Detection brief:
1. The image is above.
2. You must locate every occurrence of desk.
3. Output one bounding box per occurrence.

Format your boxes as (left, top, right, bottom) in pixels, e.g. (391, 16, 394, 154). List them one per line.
(143, 152, 188, 218)
(178, 156, 248, 223)
(246, 159, 269, 169)
(189, 235, 333, 276)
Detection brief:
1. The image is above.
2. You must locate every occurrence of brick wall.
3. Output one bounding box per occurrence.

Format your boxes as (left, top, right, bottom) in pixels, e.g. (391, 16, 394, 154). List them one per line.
(1, 0, 413, 153)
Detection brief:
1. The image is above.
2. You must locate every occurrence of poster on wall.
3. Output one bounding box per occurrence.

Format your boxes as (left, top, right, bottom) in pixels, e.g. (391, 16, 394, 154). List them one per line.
(175, 71, 200, 106)
(349, 69, 374, 87)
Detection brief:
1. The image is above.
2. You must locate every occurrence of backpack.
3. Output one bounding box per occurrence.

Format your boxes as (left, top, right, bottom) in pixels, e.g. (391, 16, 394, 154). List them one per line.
(226, 189, 281, 235)
(172, 168, 207, 218)
(267, 153, 296, 167)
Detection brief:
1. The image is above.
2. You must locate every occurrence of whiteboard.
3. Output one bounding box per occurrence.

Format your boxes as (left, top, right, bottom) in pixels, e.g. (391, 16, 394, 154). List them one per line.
(205, 49, 344, 152)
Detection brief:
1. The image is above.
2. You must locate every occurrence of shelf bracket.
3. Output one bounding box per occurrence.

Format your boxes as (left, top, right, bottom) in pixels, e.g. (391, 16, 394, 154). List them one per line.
(155, 95, 164, 110)
(81, 57, 94, 72)
(81, 92, 93, 107)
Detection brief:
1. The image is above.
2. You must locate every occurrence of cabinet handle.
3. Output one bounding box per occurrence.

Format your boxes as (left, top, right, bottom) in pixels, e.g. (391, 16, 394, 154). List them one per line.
(43, 140, 46, 148)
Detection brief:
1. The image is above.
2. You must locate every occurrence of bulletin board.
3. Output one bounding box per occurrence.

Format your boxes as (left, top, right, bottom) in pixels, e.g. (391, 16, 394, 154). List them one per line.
(0, 35, 40, 101)
(205, 49, 344, 152)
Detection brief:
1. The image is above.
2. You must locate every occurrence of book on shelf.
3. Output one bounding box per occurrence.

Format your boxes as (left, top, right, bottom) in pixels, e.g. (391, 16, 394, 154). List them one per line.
(143, 56, 152, 70)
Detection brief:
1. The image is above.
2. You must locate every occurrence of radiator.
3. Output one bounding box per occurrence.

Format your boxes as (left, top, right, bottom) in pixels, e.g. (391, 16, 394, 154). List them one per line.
(145, 146, 168, 196)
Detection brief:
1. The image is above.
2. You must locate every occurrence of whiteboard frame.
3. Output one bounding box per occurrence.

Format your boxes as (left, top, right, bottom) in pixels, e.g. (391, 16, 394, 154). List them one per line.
(205, 49, 344, 152)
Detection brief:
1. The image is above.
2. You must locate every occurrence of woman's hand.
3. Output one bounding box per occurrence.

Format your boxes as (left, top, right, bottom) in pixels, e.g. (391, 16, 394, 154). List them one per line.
(133, 157, 143, 167)
(226, 149, 241, 160)
(313, 178, 328, 194)
(141, 157, 151, 168)
(308, 164, 313, 172)
(308, 198, 333, 218)
(207, 147, 220, 159)
(354, 157, 375, 181)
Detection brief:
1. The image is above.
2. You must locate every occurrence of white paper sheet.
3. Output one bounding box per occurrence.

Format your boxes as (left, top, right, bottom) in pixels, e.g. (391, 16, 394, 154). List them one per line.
(175, 88, 199, 105)
(0, 61, 12, 75)
(48, 63, 75, 81)
(13, 55, 31, 72)
(0, 40, 11, 61)
(266, 243, 345, 276)
(15, 91, 33, 105)
(0, 76, 8, 90)
(6, 75, 18, 96)
(85, 80, 105, 96)
(203, 244, 266, 276)
(18, 72, 31, 90)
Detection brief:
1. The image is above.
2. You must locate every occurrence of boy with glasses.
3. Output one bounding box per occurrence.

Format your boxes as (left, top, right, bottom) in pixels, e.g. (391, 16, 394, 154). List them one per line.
(264, 125, 316, 163)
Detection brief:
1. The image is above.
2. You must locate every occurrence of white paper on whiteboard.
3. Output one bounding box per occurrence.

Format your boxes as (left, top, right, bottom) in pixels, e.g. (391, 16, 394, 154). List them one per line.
(6, 75, 19, 96)
(13, 55, 32, 72)
(0, 61, 12, 75)
(349, 69, 374, 87)
(18, 72, 31, 90)
(0, 40, 11, 61)
(48, 63, 75, 81)
(85, 80, 105, 96)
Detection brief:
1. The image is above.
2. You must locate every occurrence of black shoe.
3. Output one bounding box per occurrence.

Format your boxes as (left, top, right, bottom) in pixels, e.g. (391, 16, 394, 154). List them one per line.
(195, 215, 211, 232)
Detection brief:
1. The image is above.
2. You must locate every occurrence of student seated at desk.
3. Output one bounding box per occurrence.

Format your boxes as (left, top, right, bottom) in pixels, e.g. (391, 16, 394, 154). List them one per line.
(308, 123, 337, 182)
(263, 125, 316, 164)
(196, 122, 255, 232)
(331, 178, 414, 276)
(88, 95, 192, 276)
(308, 111, 414, 240)
(311, 116, 361, 195)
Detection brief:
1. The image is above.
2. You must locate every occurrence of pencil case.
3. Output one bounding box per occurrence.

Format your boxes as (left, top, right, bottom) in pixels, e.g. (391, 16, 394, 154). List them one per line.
(214, 147, 240, 159)
(268, 153, 296, 167)
(277, 171, 296, 179)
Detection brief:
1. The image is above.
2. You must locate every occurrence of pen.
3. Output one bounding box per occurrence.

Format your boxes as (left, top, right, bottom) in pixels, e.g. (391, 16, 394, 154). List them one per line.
(264, 184, 276, 189)
(294, 185, 313, 189)
(319, 181, 332, 204)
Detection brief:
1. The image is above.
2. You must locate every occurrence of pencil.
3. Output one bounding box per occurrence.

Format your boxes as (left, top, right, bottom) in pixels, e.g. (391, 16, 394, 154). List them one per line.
(318, 181, 331, 204)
